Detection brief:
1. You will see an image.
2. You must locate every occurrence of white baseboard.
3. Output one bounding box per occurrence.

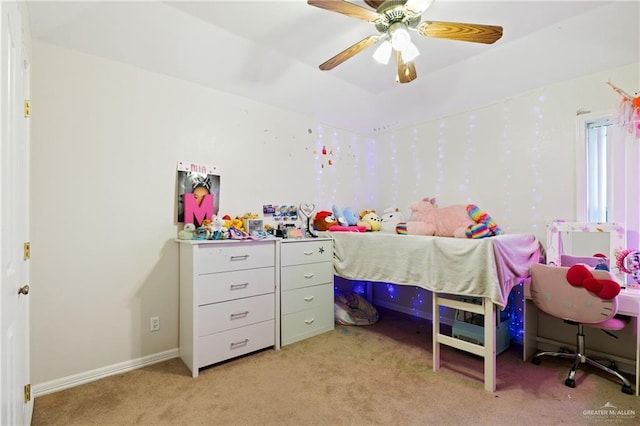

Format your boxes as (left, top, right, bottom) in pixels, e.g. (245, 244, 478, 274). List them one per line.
(32, 348, 179, 398)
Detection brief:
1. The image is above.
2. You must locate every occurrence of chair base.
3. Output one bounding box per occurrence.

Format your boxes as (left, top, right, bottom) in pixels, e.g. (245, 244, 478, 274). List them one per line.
(532, 334, 633, 395)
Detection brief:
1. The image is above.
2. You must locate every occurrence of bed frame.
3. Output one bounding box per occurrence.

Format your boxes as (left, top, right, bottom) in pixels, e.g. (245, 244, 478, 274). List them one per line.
(323, 231, 541, 391)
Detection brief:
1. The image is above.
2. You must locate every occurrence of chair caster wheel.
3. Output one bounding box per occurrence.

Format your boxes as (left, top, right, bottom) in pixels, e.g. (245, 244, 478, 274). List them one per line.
(532, 357, 540, 365)
(565, 378, 575, 388)
(621, 384, 632, 395)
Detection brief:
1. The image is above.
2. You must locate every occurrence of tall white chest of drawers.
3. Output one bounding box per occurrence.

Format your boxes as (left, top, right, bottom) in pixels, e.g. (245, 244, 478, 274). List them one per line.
(280, 238, 334, 346)
(178, 239, 279, 378)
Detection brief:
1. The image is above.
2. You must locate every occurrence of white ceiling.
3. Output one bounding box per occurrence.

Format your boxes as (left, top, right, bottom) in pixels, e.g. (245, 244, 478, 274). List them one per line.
(26, 0, 640, 134)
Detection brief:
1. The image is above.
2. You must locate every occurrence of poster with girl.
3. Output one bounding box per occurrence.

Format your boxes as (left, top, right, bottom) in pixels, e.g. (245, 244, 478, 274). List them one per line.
(176, 161, 220, 226)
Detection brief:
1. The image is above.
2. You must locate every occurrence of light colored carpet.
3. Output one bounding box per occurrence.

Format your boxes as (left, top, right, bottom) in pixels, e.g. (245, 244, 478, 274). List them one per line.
(32, 308, 638, 425)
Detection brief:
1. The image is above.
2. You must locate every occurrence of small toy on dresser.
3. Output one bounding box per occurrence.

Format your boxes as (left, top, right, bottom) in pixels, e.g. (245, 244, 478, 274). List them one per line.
(178, 213, 271, 241)
(178, 223, 196, 240)
(395, 197, 502, 238)
(210, 216, 225, 240)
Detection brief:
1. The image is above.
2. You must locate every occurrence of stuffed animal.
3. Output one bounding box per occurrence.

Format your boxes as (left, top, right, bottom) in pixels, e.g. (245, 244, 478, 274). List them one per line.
(314, 210, 338, 231)
(332, 204, 369, 231)
(194, 226, 209, 240)
(231, 217, 244, 232)
(398, 197, 502, 238)
(200, 219, 213, 239)
(332, 205, 347, 226)
(343, 206, 359, 226)
(220, 214, 245, 232)
(380, 207, 405, 233)
(178, 223, 196, 240)
(222, 214, 233, 230)
(360, 210, 382, 232)
(332, 204, 360, 226)
(211, 215, 225, 240)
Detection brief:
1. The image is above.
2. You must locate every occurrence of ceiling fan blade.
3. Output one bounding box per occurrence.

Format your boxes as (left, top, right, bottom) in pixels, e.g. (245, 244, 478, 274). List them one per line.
(319, 35, 381, 71)
(404, 0, 434, 15)
(395, 51, 417, 84)
(417, 21, 503, 44)
(364, 0, 385, 9)
(307, 0, 380, 22)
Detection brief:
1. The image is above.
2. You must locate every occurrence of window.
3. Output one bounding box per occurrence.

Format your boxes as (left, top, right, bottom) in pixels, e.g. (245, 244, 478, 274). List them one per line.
(577, 108, 640, 253)
(585, 119, 612, 222)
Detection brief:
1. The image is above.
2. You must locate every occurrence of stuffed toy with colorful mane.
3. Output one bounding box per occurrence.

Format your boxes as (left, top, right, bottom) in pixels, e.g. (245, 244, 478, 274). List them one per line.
(396, 197, 502, 238)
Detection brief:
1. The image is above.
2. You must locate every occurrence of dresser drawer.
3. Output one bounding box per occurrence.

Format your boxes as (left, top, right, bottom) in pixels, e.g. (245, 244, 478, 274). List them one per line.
(281, 283, 334, 315)
(197, 267, 274, 305)
(198, 320, 275, 368)
(281, 240, 333, 267)
(198, 293, 274, 336)
(281, 306, 334, 346)
(281, 262, 333, 291)
(197, 242, 275, 274)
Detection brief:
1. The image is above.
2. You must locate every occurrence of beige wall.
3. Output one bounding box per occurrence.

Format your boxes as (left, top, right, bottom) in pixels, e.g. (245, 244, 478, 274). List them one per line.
(30, 39, 639, 391)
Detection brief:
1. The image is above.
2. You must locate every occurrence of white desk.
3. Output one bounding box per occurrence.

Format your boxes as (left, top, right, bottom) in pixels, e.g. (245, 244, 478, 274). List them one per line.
(524, 283, 640, 396)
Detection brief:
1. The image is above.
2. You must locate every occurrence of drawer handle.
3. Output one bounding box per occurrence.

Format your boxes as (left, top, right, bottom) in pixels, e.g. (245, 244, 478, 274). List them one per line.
(303, 273, 315, 279)
(303, 251, 314, 256)
(230, 311, 249, 319)
(230, 255, 249, 261)
(304, 296, 315, 302)
(230, 339, 249, 349)
(230, 283, 249, 290)
(304, 318, 315, 325)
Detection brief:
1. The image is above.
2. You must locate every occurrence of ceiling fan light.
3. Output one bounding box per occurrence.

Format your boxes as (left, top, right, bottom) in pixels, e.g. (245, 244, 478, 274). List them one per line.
(373, 40, 392, 64)
(390, 27, 411, 51)
(405, 0, 435, 15)
(400, 41, 420, 62)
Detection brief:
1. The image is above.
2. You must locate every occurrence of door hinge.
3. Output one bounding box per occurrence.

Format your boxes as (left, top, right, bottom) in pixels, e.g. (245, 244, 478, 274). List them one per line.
(24, 100, 30, 118)
(23, 242, 30, 260)
(24, 384, 31, 403)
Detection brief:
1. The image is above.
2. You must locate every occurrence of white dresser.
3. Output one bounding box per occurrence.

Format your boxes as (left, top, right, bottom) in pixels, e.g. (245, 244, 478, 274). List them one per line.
(178, 239, 279, 378)
(280, 238, 334, 346)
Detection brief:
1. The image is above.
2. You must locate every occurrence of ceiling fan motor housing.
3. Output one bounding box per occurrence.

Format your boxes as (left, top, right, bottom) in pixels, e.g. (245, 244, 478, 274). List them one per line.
(375, 0, 422, 35)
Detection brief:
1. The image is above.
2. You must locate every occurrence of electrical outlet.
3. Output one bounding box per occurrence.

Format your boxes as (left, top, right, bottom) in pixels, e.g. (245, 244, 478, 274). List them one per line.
(150, 316, 160, 332)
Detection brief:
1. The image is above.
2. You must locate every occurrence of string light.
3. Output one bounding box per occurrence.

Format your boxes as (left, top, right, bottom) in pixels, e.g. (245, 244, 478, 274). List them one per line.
(435, 121, 446, 197)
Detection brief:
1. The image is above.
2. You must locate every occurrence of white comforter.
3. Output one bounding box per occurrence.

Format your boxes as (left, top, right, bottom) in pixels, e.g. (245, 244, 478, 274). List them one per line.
(324, 232, 541, 310)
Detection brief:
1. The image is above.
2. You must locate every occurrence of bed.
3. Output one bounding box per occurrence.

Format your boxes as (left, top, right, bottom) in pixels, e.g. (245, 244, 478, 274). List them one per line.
(322, 231, 541, 391)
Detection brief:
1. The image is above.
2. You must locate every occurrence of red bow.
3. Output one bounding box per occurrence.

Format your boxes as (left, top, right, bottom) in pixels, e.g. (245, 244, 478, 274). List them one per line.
(566, 264, 620, 300)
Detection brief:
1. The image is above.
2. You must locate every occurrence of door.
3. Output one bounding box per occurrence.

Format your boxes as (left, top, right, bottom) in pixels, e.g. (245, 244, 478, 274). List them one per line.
(1, 1, 32, 425)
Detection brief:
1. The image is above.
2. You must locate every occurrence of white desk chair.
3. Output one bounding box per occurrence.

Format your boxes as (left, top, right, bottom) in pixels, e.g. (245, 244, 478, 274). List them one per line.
(529, 263, 633, 394)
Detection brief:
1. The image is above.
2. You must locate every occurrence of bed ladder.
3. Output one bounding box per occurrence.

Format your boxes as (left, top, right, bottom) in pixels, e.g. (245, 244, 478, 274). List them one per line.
(432, 293, 497, 392)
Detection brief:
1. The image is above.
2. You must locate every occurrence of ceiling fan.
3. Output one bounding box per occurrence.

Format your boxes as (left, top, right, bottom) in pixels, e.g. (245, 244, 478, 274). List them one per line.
(308, 0, 503, 83)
